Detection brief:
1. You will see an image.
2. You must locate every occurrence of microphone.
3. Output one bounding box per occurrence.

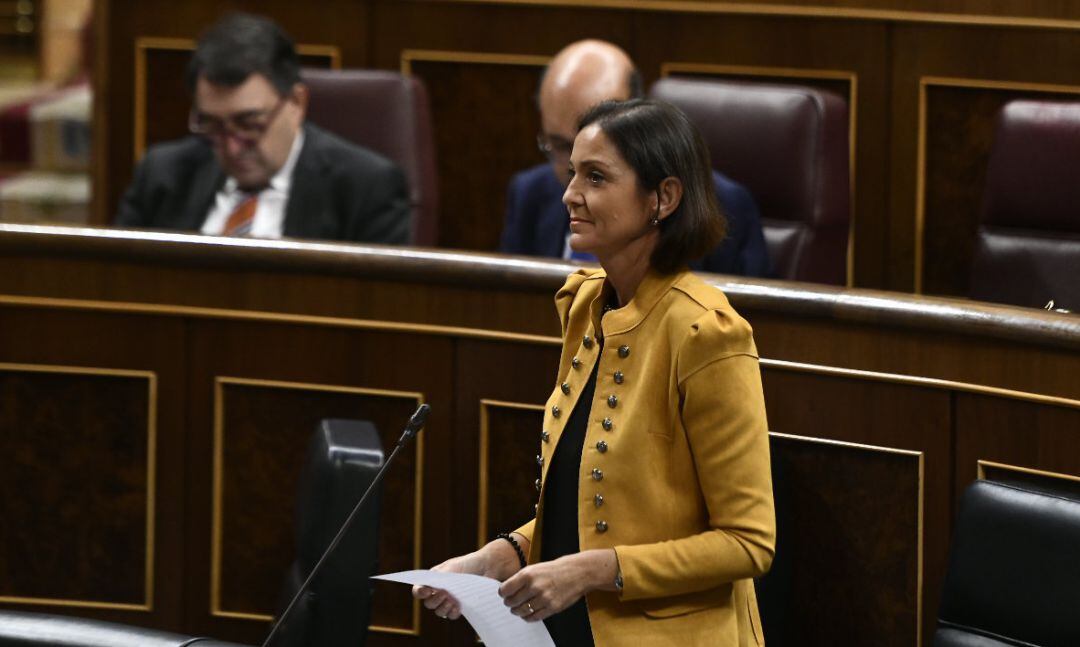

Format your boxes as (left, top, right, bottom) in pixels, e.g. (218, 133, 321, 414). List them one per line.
(261, 403, 431, 647)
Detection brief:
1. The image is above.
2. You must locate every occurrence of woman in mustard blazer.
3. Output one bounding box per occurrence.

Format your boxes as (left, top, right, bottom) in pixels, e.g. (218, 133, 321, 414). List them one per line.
(415, 99, 775, 646)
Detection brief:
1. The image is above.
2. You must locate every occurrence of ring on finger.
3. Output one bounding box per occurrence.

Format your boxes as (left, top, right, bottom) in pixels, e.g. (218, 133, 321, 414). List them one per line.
(526, 602, 535, 614)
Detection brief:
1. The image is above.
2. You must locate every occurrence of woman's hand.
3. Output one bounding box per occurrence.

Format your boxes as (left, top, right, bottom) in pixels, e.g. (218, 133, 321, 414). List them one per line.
(412, 534, 529, 620)
(498, 549, 618, 622)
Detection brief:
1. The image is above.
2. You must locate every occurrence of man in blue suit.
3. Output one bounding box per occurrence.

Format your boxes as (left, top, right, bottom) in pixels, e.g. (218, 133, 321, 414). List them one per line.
(500, 40, 771, 277)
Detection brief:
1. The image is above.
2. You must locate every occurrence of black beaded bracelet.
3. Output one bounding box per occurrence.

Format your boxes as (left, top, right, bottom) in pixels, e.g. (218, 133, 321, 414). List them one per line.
(496, 532, 527, 569)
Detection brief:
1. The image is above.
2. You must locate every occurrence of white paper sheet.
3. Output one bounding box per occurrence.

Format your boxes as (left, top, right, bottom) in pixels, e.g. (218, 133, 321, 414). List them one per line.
(372, 569, 555, 647)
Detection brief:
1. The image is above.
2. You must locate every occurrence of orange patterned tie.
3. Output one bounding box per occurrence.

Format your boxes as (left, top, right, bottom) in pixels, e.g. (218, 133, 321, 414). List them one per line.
(223, 194, 258, 237)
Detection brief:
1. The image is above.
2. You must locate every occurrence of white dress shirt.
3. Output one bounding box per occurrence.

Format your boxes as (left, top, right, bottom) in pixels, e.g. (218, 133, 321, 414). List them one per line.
(201, 130, 305, 238)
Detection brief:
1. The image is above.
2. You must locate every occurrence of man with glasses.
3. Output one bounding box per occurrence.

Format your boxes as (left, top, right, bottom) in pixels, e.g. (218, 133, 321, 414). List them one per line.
(500, 40, 770, 276)
(116, 13, 410, 243)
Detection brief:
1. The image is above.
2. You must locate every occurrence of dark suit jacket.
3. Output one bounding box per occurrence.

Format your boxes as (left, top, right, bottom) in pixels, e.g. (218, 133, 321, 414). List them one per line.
(500, 163, 772, 277)
(115, 123, 411, 244)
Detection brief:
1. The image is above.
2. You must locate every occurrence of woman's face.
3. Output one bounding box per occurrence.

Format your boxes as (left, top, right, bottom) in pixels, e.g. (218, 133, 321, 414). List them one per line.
(562, 124, 657, 259)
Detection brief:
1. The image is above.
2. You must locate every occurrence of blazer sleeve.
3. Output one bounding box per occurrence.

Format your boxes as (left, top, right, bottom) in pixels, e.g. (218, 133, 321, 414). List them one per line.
(614, 310, 775, 601)
(114, 156, 152, 228)
(345, 161, 412, 244)
(500, 172, 530, 254)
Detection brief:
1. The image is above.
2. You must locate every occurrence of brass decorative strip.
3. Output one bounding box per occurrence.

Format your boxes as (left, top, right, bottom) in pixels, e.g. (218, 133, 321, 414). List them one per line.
(769, 430, 924, 647)
(210, 377, 424, 635)
(760, 358, 1080, 410)
(433, 0, 1080, 31)
(133, 37, 342, 160)
(660, 62, 859, 287)
(478, 399, 545, 548)
(400, 49, 550, 76)
(0, 294, 562, 347)
(914, 76, 1080, 293)
(977, 459, 1080, 484)
(0, 363, 157, 612)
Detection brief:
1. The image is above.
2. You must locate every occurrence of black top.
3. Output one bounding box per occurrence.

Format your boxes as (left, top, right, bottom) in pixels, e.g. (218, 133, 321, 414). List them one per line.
(540, 350, 600, 646)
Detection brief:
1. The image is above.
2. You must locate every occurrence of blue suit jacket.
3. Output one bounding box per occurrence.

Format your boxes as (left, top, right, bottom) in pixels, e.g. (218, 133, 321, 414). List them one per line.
(499, 163, 771, 277)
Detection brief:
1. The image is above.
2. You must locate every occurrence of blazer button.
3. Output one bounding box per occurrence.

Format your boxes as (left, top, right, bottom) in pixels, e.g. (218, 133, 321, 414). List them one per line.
(536, 454, 544, 467)
(592, 468, 603, 481)
(602, 417, 613, 431)
(583, 335, 594, 349)
(596, 520, 608, 533)
(607, 394, 618, 408)
(618, 345, 631, 358)
(552, 405, 561, 418)
(596, 440, 608, 453)
(535, 478, 541, 492)
(613, 370, 624, 384)
(572, 357, 582, 369)
(561, 382, 571, 395)
(541, 430, 550, 443)
(594, 493, 604, 507)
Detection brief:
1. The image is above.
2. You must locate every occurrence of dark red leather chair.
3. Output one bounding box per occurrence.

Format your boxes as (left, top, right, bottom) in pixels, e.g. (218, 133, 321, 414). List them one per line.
(301, 68, 439, 246)
(970, 100, 1080, 310)
(649, 78, 850, 285)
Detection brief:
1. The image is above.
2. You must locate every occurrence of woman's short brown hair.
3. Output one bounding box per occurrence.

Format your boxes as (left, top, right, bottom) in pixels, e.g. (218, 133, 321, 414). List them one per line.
(578, 99, 725, 274)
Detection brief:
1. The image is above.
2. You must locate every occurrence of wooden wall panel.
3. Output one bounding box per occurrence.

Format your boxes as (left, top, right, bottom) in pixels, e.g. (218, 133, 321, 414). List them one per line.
(0, 367, 152, 606)
(212, 379, 421, 633)
(954, 393, 1080, 499)
(0, 305, 187, 630)
(761, 365, 949, 645)
(183, 319, 456, 645)
(767, 433, 922, 647)
(407, 56, 546, 251)
(1, 233, 1080, 645)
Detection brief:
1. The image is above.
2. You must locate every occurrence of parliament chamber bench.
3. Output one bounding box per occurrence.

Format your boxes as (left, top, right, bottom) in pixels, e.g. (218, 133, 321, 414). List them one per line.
(0, 224, 1077, 647)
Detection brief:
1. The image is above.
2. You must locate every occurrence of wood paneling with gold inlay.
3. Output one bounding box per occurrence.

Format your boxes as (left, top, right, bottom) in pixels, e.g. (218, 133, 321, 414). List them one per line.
(0, 364, 156, 610)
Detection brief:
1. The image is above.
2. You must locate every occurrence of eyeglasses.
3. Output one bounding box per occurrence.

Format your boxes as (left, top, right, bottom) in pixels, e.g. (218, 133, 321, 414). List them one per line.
(189, 95, 289, 145)
(536, 132, 574, 160)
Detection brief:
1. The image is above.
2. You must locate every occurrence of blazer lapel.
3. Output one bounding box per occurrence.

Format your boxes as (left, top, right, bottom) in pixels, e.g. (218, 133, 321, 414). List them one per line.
(283, 125, 328, 239)
(181, 154, 225, 231)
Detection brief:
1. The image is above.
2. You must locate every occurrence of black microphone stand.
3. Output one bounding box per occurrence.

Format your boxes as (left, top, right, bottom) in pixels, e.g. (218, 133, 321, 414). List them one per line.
(261, 403, 431, 647)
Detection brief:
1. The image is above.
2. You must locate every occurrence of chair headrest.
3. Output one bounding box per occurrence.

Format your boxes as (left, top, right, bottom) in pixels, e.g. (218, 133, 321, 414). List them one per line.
(982, 100, 1080, 233)
(938, 480, 1080, 646)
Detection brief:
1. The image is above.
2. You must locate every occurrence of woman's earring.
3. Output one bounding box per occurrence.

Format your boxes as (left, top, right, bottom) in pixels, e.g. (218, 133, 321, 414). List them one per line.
(650, 216, 660, 226)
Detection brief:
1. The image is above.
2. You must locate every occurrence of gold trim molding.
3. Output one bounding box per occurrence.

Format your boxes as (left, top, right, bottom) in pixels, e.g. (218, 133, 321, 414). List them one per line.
(914, 76, 1080, 293)
(0, 294, 562, 347)
(0, 362, 157, 612)
(133, 37, 342, 160)
(477, 399, 545, 548)
(977, 459, 1080, 485)
(661, 62, 859, 287)
(210, 376, 424, 636)
(760, 358, 1080, 410)
(434, 0, 1080, 32)
(769, 431, 924, 647)
(2, 294, 1076, 408)
(401, 49, 550, 76)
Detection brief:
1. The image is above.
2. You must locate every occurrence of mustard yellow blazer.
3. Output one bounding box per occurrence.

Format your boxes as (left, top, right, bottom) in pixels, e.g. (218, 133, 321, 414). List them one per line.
(515, 268, 775, 646)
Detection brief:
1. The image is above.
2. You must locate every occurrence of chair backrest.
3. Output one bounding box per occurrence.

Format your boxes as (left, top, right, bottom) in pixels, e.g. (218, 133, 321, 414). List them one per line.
(934, 480, 1080, 647)
(274, 419, 384, 647)
(0, 609, 249, 646)
(301, 68, 439, 246)
(970, 100, 1080, 310)
(649, 77, 850, 284)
